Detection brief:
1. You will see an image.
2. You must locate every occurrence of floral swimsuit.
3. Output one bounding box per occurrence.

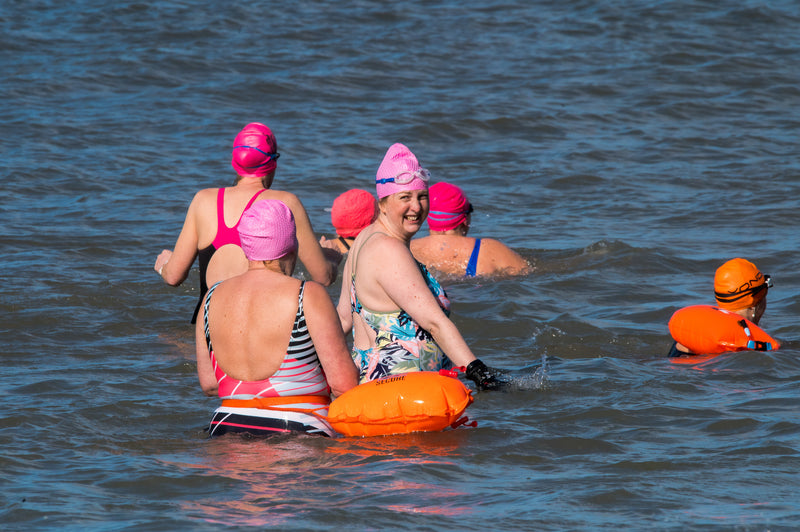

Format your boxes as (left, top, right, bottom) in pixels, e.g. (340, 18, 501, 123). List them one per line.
(350, 235, 453, 383)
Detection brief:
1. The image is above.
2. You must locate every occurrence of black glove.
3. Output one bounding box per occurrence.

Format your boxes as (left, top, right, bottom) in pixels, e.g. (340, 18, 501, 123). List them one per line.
(465, 359, 501, 391)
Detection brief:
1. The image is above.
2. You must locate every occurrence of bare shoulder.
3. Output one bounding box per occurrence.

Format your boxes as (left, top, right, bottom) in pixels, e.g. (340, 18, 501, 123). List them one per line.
(301, 280, 337, 314)
(409, 236, 430, 258)
(302, 280, 329, 301)
(480, 238, 515, 253)
(479, 238, 531, 274)
(357, 233, 418, 279)
(262, 189, 302, 209)
(190, 187, 219, 208)
(410, 235, 457, 253)
(367, 232, 409, 256)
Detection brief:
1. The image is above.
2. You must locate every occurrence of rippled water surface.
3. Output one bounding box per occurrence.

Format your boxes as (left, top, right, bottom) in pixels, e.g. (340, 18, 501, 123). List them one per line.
(3, 0, 800, 530)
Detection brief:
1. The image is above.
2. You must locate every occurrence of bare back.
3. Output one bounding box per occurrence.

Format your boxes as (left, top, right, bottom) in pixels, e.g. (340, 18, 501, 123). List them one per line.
(411, 234, 530, 277)
(190, 184, 335, 290)
(203, 270, 303, 381)
(410, 234, 476, 276)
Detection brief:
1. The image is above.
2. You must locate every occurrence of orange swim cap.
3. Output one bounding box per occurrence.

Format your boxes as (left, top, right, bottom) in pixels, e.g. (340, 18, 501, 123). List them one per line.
(714, 258, 770, 310)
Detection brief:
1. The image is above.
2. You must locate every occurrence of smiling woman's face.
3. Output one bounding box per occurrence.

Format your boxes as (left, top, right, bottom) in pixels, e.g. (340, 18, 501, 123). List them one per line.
(379, 189, 430, 240)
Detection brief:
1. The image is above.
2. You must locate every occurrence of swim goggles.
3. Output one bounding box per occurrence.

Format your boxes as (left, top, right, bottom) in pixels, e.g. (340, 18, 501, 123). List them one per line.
(233, 145, 280, 168)
(714, 274, 772, 304)
(376, 168, 431, 185)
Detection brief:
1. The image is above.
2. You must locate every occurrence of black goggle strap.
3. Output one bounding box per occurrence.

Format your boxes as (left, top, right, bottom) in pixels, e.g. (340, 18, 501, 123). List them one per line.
(715, 281, 768, 304)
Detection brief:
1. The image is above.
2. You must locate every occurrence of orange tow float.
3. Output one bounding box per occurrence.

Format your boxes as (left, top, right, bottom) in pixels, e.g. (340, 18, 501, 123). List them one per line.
(668, 305, 780, 359)
(327, 370, 475, 437)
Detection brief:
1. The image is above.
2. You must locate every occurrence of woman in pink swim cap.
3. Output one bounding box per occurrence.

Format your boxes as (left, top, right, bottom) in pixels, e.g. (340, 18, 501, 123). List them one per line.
(196, 200, 358, 437)
(318, 188, 378, 260)
(410, 182, 530, 278)
(154, 122, 340, 323)
(335, 143, 501, 391)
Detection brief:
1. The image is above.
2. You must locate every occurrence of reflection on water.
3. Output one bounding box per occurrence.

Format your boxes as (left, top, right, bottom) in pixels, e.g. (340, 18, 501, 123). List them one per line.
(176, 429, 477, 527)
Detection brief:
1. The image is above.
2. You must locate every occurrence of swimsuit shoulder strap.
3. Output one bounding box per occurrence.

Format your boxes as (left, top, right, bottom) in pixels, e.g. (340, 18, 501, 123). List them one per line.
(241, 189, 267, 217)
(351, 230, 387, 279)
(203, 281, 223, 353)
(215, 187, 226, 227)
(296, 280, 306, 321)
(465, 238, 481, 277)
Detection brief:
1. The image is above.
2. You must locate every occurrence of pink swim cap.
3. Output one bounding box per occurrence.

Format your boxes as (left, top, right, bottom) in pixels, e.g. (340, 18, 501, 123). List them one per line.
(238, 200, 297, 261)
(231, 122, 279, 178)
(427, 182, 472, 231)
(331, 189, 378, 238)
(375, 143, 429, 199)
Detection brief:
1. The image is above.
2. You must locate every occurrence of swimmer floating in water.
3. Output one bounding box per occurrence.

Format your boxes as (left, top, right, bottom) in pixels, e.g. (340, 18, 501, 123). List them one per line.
(667, 257, 780, 359)
(410, 182, 531, 278)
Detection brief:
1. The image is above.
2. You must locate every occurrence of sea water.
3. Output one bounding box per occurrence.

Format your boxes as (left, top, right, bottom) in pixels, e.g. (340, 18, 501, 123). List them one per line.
(2, 0, 799, 529)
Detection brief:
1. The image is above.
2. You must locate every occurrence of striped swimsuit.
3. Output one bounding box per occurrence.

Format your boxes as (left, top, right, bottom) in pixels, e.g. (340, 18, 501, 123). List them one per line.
(203, 281, 335, 437)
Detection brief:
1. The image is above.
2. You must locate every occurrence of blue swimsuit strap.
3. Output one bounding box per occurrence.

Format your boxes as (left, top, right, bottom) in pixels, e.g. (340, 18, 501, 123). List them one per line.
(465, 239, 481, 278)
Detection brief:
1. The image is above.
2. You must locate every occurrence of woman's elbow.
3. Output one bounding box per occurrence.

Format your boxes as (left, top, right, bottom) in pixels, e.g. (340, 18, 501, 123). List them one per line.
(419, 315, 452, 338)
(162, 271, 187, 286)
(322, 262, 339, 286)
(329, 374, 358, 397)
(199, 377, 218, 396)
(307, 262, 337, 287)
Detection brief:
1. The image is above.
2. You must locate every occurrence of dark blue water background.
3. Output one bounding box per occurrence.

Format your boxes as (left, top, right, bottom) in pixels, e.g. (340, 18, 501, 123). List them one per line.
(2, 0, 799, 529)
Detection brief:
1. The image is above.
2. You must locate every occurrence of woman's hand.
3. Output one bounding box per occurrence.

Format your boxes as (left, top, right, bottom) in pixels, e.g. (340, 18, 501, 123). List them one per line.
(155, 249, 173, 276)
(319, 235, 337, 250)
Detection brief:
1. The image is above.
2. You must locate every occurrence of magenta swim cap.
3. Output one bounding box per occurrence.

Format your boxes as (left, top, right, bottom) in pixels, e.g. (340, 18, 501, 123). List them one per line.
(238, 200, 297, 261)
(427, 182, 471, 231)
(375, 143, 429, 199)
(231, 122, 279, 178)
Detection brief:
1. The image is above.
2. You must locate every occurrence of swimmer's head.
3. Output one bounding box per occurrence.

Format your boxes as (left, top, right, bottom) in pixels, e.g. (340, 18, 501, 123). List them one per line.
(714, 258, 771, 311)
(375, 143, 429, 199)
(427, 182, 473, 232)
(331, 189, 378, 238)
(238, 200, 297, 261)
(231, 123, 280, 178)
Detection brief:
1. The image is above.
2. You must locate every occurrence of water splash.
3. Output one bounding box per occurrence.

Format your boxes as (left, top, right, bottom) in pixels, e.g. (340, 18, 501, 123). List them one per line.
(497, 354, 550, 391)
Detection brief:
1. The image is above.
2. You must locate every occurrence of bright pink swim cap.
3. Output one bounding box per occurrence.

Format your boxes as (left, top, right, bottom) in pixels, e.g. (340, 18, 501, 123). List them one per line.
(375, 143, 429, 199)
(427, 182, 471, 231)
(331, 189, 378, 238)
(231, 122, 279, 178)
(238, 200, 297, 261)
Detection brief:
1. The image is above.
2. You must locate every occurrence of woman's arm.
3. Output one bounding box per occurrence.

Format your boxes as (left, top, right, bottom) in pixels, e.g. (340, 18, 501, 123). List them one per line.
(336, 252, 354, 335)
(375, 238, 477, 366)
(279, 192, 340, 286)
(195, 296, 218, 396)
(303, 281, 359, 397)
(155, 191, 204, 286)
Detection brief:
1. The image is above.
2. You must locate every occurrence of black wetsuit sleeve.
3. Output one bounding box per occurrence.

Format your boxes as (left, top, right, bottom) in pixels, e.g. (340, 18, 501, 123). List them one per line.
(667, 341, 684, 358)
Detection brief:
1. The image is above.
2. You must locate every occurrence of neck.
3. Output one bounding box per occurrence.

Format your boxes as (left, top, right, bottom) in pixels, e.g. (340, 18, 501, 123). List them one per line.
(430, 228, 467, 237)
(377, 216, 411, 244)
(236, 172, 274, 189)
(430, 223, 469, 237)
(730, 307, 756, 323)
(248, 260, 286, 275)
